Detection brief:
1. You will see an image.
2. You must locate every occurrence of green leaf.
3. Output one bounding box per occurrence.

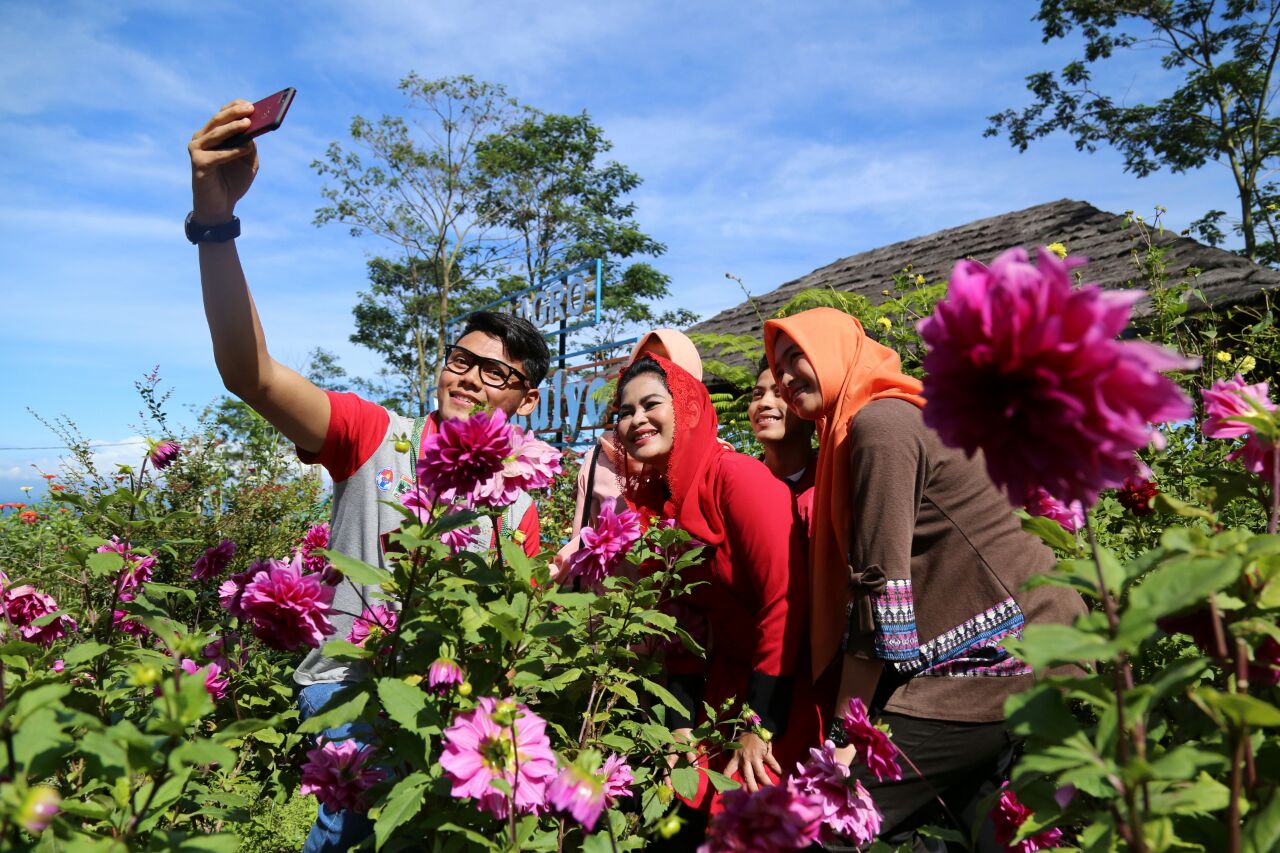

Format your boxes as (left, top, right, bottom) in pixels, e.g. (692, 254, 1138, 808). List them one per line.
(669, 766, 699, 801)
(1148, 744, 1229, 780)
(640, 678, 691, 721)
(1197, 688, 1280, 727)
(1243, 789, 1280, 853)
(298, 688, 370, 735)
(1004, 684, 1081, 741)
(1147, 772, 1231, 816)
(86, 550, 124, 578)
(321, 639, 374, 661)
(376, 677, 428, 729)
(1153, 493, 1216, 523)
(1003, 623, 1112, 670)
(60, 641, 112, 668)
(1019, 513, 1080, 553)
(703, 769, 740, 793)
(321, 549, 393, 586)
(170, 740, 235, 769)
(148, 832, 240, 852)
(374, 772, 429, 849)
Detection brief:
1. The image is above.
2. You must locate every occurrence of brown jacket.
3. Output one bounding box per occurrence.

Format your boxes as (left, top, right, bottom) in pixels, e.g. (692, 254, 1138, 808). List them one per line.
(845, 399, 1086, 722)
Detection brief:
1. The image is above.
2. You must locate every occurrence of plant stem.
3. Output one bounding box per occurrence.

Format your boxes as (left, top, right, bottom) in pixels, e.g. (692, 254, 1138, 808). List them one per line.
(1085, 515, 1148, 853)
(1270, 445, 1279, 534)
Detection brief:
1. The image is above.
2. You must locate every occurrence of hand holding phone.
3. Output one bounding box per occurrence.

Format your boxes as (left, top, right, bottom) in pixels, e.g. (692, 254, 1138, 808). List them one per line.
(213, 87, 296, 150)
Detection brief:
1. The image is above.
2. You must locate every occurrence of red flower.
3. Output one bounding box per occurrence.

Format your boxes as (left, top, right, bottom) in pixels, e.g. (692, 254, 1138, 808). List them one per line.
(49, 484, 65, 492)
(19, 510, 38, 524)
(840, 698, 902, 782)
(991, 786, 1063, 852)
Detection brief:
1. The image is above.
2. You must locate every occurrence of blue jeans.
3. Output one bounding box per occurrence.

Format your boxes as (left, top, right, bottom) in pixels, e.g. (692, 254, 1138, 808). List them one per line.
(298, 682, 375, 853)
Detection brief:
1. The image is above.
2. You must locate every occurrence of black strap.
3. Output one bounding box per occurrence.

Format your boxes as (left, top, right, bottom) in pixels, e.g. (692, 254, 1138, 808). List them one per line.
(579, 443, 602, 532)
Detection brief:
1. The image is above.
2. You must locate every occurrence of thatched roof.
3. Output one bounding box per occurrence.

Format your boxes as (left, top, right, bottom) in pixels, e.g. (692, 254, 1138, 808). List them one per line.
(688, 199, 1280, 345)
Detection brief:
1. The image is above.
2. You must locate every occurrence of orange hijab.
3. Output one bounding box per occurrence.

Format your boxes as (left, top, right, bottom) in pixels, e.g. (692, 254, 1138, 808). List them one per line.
(763, 308, 925, 678)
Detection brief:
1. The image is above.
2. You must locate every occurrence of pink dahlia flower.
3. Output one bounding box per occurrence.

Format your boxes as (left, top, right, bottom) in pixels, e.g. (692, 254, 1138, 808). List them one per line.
(203, 634, 247, 672)
(179, 658, 228, 700)
(791, 741, 883, 845)
(417, 410, 515, 508)
(992, 786, 1063, 852)
(97, 537, 156, 593)
(295, 523, 331, 575)
(548, 764, 608, 832)
(112, 593, 149, 638)
(1023, 489, 1084, 533)
(601, 754, 633, 806)
(918, 247, 1196, 507)
(428, 658, 465, 693)
(565, 504, 643, 586)
(191, 538, 237, 581)
(841, 698, 902, 782)
(346, 605, 397, 648)
(1202, 376, 1279, 475)
(503, 427, 563, 493)
(699, 781, 823, 852)
(239, 556, 336, 651)
(4, 584, 76, 646)
(300, 738, 386, 813)
(218, 565, 259, 619)
(440, 696, 557, 819)
(51, 659, 65, 673)
(147, 439, 181, 470)
(441, 523, 481, 554)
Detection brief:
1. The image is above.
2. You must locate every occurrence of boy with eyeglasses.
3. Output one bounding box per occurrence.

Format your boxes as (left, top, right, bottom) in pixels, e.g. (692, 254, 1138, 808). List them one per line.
(188, 100, 551, 853)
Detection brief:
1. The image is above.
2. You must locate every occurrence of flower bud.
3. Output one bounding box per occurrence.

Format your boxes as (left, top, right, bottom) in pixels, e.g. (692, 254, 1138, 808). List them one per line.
(656, 784, 673, 804)
(130, 663, 162, 688)
(758, 728, 773, 743)
(18, 786, 61, 833)
(457, 681, 473, 697)
(657, 815, 683, 839)
(511, 529, 527, 544)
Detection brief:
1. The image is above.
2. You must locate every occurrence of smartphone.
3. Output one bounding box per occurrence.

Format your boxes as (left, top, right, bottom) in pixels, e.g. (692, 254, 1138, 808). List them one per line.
(216, 87, 296, 150)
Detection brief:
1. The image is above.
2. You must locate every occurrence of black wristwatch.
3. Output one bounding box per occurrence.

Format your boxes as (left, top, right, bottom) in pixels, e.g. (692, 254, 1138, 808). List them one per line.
(185, 211, 241, 244)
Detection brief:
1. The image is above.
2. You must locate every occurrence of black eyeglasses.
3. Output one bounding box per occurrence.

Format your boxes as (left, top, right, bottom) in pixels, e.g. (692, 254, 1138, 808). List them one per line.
(443, 344, 529, 389)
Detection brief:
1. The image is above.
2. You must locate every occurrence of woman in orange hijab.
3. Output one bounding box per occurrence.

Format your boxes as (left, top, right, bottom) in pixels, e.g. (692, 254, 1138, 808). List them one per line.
(764, 307, 1084, 846)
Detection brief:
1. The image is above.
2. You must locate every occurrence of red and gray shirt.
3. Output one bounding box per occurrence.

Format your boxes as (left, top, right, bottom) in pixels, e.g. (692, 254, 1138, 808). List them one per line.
(294, 392, 540, 686)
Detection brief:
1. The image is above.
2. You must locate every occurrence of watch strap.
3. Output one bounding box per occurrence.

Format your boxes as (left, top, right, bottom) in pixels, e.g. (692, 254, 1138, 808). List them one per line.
(185, 212, 241, 244)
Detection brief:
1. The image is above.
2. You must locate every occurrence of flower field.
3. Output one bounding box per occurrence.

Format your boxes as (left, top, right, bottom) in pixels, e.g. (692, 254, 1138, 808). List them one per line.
(2, 235, 1280, 851)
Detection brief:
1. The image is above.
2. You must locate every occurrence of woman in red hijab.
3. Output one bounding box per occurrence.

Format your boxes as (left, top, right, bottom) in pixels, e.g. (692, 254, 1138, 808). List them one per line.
(611, 353, 822, 812)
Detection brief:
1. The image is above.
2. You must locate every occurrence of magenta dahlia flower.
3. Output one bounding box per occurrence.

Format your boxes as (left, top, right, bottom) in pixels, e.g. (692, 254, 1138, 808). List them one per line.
(841, 698, 901, 782)
(992, 786, 1063, 852)
(203, 634, 247, 672)
(191, 538, 237, 581)
(51, 660, 65, 673)
(238, 556, 336, 651)
(97, 537, 156, 593)
(440, 696, 557, 819)
(112, 593, 149, 638)
(548, 764, 608, 832)
(428, 657, 465, 693)
(300, 738, 386, 813)
(417, 410, 515, 508)
(347, 605, 397, 648)
(601, 754, 634, 806)
(147, 439, 181, 470)
(565, 503, 643, 586)
(4, 584, 76, 646)
(179, 658, 228, 700)
(699, 781, 823, 852)
(918, 247, 1196, 507)
(1117, 459, 1159, 516)
(1023, 489, 1084, 533)
(440, 523, 481, 554)
(792, 741, 883, 846)
(1202, 376, 1279, 475)
(291, 522, 331, 577)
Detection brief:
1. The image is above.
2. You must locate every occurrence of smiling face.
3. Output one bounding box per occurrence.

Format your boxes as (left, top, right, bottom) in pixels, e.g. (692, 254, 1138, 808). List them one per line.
(770, 332, 823, 420)
(616, 372, 675, 466)
(748, 367, 797, 442)
(436, 331, 540, 420)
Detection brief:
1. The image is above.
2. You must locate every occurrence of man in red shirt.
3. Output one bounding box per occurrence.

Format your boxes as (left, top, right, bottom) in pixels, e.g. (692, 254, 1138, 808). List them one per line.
(188, 99, 550, 853)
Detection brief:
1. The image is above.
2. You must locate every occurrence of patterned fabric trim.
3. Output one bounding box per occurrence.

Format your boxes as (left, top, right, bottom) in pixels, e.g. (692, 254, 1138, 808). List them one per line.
(919, 598, 1030, 678)
(870, 579, 921, 664)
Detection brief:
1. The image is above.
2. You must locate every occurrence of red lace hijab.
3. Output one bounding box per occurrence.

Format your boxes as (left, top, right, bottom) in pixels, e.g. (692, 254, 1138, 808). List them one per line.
(609, 354, 729, 547)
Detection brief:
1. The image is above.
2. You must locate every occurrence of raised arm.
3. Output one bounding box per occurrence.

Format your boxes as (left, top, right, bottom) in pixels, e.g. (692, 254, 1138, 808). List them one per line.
(188, 100, 330, 454)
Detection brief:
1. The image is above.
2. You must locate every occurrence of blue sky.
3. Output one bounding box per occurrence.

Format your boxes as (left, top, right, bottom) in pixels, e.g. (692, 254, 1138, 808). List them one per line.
(0, 0, 1243, 501)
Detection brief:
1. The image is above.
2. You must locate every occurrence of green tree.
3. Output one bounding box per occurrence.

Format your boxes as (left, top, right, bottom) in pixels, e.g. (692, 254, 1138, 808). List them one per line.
(474, 109, 697, 353)
(986, 0, 1280, 264)
(313, 74, 521, 398)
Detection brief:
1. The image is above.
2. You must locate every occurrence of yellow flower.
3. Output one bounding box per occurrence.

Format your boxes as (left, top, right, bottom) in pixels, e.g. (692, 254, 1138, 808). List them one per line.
(1047, 242, 1068, 259)
(1216, 351, 1233, 363)
(914, 274, 926, 286)
(876, 317, 892, 331)
(1240, 355, 1257, 374)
